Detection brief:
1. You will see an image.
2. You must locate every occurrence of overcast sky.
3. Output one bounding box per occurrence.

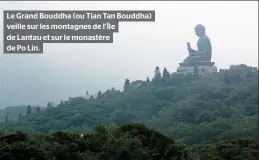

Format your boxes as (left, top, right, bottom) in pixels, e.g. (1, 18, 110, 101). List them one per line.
(0, 1, 258, 108)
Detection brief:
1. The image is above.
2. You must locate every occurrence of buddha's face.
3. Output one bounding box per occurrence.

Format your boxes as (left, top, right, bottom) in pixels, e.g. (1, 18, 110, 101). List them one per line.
(195, 28, 205, 37)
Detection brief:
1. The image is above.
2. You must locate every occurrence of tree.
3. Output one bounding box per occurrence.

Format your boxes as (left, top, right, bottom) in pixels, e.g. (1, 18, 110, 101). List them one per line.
(110, 110, 135, 125)
(5, 113, 8, 122)
(124, 78, 130, 90)
(86, 91, 89, 99)
(47, 102, 51, 108)
(152, 66, 162, 84)
(18, 113, 22, 120)
(146, 76, 150, 82)
(97, 91, 102, 99)
(111, 87, 115, 91)
(47, 102, 54, 109)
(162, 67, 171, 83)
(26, 105, 32, 115)
(36, 106, 40, 113)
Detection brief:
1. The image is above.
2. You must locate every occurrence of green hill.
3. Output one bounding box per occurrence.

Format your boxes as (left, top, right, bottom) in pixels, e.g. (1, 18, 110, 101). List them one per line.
(0, 105, 45, 122)
(0, 124, 258, 160)
(0, 105, 27, 122)
(0, 64, 258, 145)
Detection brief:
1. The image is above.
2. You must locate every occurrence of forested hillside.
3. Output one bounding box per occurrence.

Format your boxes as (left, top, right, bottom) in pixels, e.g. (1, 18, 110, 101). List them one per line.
(0, 105, 45, 122)
(1, 64, 258, 145)
(0, 124, 258, 160)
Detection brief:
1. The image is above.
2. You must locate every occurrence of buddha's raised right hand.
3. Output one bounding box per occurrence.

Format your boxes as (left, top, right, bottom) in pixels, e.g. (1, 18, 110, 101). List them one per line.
(187, 42, 191, 50)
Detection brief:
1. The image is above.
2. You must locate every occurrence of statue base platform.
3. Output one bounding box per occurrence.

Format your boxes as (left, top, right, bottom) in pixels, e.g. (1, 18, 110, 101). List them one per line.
(179, 61, 215, 67)
(177, 61, 217, 75)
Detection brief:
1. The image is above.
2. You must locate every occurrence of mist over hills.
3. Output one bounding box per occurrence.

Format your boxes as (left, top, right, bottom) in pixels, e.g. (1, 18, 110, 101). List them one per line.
(1, 64, 258, 145)
(0, 64, 258, 160)
(1, 1, 258, 109)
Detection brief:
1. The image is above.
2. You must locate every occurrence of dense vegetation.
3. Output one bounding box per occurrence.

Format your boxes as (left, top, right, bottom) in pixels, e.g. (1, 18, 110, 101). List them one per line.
(0, 105, 45, 122)
(0, 123, 258, 160)
(0, 64, 258, 147)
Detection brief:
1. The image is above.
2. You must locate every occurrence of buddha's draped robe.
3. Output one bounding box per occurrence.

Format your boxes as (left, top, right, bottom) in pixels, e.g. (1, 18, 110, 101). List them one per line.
(184, 35, 212, 62)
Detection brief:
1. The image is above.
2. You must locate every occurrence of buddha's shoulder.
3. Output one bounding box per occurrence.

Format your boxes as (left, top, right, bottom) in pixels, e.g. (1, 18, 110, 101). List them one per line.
(199, 36, 210, 42)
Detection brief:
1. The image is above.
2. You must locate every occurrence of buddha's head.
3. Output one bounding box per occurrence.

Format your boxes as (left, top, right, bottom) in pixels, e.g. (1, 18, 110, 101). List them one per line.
(195, 24, 205, 37)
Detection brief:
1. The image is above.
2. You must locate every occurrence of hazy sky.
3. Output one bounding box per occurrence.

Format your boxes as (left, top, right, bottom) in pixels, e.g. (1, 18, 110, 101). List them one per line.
(0, 1, 258, 108)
